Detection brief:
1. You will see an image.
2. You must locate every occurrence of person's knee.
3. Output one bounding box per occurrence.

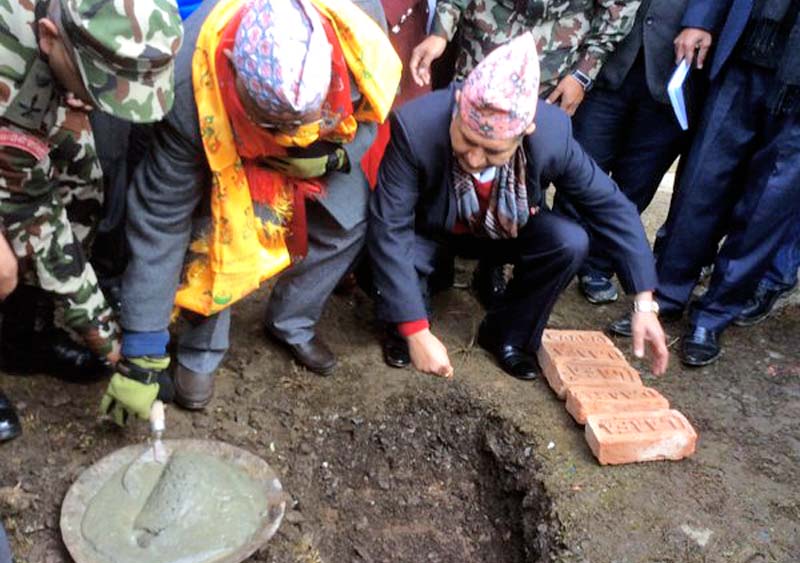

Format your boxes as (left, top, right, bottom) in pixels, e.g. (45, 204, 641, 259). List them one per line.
(560, 225, 589, 269)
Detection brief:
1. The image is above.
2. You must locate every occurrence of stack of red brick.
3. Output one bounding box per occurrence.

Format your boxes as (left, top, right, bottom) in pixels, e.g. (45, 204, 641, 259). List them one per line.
(537, 330, 698, 465)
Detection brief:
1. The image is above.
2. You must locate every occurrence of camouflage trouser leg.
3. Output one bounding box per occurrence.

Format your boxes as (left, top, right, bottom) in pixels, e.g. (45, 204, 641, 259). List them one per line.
(0, 108, 119, 356)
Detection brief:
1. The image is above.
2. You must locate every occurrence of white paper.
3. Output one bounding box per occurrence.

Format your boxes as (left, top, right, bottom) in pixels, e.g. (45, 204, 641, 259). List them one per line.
(667, 60, 691, 131)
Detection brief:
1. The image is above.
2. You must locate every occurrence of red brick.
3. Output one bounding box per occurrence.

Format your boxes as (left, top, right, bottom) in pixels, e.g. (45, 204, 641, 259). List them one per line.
(539, 340, 626, 363)
(585, 409, 698, 465)
(542, 329, 615, 348)
(565, 386, 670, 424)
(539, 357, 641, 399)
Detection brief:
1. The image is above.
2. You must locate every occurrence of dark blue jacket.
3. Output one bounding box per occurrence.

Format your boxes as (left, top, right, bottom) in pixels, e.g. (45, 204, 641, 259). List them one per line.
(597, 0, 692, 105)
(368, 88, 659, 323)
(682, 0, 753, 80)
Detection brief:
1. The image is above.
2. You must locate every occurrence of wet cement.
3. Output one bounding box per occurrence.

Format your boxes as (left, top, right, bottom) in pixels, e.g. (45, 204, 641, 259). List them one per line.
(80, 450, 266, 563)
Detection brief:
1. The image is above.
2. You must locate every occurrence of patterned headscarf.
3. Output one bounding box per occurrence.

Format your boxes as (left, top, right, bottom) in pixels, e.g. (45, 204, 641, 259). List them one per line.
(233, 0, 331, 123)
(459, 33, 540, 140)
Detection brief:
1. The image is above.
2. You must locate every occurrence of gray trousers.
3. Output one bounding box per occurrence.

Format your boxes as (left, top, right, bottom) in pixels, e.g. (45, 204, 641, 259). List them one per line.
(265, 200, 366, 345)
(123, 183, 364, 374)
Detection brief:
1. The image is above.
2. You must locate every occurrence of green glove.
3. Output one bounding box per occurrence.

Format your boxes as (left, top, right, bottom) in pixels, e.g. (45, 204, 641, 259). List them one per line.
(100, 356, 173, 427)
(261, 142, 349, 179)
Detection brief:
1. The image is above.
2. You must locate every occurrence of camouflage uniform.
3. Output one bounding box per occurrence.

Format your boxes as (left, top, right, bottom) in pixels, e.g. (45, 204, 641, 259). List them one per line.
(0, 0, 182, 356)
(433, 0, 642, 92)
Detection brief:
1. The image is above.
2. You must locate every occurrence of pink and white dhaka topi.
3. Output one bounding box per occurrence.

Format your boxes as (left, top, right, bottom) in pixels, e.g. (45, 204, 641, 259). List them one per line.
(459, 33, 540, 140)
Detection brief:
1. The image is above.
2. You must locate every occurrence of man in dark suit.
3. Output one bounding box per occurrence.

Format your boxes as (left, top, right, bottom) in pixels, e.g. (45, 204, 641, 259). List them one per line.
(612, 0, 800, 366)
(369, 34, 669, 380)
(99, 0, 390, 424)
(555, 0, 705, 305)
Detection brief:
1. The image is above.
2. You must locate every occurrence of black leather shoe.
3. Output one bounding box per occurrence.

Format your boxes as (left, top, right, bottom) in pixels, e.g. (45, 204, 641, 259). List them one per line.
(2, 329, 112, 382)
(265, 329, 337, 376)
(734, 283, 797, 327)
(0, 390, 22, 443)
(680, 326, 721, 367)
(607, 315, 634, 337)
(477, 323, 539, 380)
(607, 308, 682, 337)
(579, 273, 618, 304)
(472, 262, 508, 309)
(381, 329, 410, 368)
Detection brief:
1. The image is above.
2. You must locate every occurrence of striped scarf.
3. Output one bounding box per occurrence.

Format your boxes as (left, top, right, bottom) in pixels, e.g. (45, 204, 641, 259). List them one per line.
(452, 146, 530, 239)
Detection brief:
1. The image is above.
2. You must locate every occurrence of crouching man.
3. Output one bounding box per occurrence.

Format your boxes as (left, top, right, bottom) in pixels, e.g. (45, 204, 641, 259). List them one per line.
(368, 34, 669, 380)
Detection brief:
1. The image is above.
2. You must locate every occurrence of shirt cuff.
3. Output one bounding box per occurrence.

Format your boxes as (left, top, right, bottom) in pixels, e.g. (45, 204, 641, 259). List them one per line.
(398, 319, 430, 337)
(575, 52, 603, 81)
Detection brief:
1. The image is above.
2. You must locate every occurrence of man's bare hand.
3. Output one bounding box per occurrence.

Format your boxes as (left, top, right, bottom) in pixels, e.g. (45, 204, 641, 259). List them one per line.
(0, 232, 17, 300)
(674, 28, 713, 69)
(410, 35, 447, 87)
(407, 329, 454, 378)
(546, 75, 585, 116)
(64, 91, 94, 112)
(631, 311, 669, 375)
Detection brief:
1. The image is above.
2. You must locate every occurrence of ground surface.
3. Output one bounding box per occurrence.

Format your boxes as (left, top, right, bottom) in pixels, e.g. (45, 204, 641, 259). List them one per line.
(1, 189, 799, 563)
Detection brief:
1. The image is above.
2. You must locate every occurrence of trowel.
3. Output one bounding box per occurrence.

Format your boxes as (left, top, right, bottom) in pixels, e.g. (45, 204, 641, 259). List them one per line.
(121, 400, 168, 495)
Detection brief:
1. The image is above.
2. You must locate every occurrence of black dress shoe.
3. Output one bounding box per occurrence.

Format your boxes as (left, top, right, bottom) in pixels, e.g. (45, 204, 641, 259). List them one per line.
(680, 326, 721, 367)
(2, 329, 112, 382)
(607, 308, 682, 337)
(381, 329, 410, 368)
(477, 323, 539, 380)
(265, 329, 337, 376)
(0, 390, 22, 443)
(579, 273, 618, 304)
(734, 282, 797, 327)
(607, 315, 635, 337)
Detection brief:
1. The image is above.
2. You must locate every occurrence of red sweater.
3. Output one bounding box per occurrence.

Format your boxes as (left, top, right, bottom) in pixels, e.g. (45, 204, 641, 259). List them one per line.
(398, 174, 493, 336)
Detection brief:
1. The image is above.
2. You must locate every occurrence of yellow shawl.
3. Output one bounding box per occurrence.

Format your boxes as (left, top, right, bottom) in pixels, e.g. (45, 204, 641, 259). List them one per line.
(177, 0, 400, 315)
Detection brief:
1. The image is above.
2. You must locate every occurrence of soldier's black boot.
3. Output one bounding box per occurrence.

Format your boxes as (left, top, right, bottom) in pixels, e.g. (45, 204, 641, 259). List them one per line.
(0, 286, 111, 382)
(0, 390, 22, 442)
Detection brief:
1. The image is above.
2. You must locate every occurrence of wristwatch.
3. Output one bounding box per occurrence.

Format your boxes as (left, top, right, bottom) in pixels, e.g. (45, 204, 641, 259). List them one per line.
(633, 300, 660, 314)
(571, 69, 594, 91)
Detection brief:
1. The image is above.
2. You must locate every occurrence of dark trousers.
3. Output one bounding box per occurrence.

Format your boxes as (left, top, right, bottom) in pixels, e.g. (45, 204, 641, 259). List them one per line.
(656, 61, 800, 331)
(417, 211, 588, 351)
(554, 56, 689, 277)
(0, 521, 11, 563)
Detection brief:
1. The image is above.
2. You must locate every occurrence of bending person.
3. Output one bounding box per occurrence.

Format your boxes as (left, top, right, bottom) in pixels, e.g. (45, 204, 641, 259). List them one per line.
(101, 0, 397, 424)
(369, 34, 668, 380)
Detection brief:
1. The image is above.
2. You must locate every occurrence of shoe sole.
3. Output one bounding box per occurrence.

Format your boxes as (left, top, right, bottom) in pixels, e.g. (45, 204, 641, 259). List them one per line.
(174, 394, 212, 411)
(295, 361, 337, 377)
(383, 356, 410, 369)
(733, 312, 772, 327)
(506, 370, 539, 381)
(0, 427, 22, 442)
(607, 326, 632, 338)
(583, 292, 619, 305)
(680, 351, 721, 367)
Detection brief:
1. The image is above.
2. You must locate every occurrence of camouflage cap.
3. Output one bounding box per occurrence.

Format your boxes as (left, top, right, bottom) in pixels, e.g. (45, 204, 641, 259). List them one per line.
(59, 0, 183, 123)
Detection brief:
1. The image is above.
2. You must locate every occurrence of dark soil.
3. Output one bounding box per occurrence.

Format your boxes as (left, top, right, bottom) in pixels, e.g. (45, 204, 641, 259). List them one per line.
(1, 190, 799, 562)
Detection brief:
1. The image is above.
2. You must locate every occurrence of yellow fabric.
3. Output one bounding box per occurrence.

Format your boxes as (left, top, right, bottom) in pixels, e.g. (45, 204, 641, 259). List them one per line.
(310, 0, 402, 123)
(181, 0, 400, 316)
